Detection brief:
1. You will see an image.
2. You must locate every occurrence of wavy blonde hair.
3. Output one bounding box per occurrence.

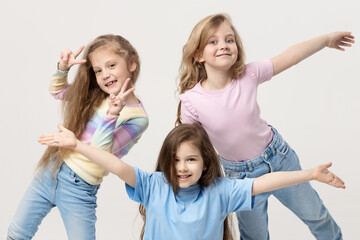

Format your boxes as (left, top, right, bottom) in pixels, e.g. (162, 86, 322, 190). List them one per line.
(176, 13, 245, 125)
(37, 34, 140, 173)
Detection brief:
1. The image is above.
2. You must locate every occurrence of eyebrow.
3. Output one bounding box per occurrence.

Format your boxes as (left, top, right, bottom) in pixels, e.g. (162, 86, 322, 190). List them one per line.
(209, 33, 235, 38)
(176, 154, 200, 159)
(92, 59, 117, 69)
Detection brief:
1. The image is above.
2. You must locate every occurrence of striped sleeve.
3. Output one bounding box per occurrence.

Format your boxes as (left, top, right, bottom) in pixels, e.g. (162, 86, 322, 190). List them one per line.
(112, 116, 149, 158)
(91, 108, 149, 158)
(49, 70, 69, 100)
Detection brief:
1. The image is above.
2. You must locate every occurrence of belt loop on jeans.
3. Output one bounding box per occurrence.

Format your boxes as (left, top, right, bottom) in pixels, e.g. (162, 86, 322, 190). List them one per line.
(270, 145, 276, 156)
(246, 161, 253, 172)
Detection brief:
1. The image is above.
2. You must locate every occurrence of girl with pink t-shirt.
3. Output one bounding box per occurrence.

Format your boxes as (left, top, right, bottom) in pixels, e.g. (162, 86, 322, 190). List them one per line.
(176, 13, 354, 239)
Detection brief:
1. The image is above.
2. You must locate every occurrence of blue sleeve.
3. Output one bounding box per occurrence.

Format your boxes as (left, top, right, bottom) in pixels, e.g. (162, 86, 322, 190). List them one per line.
(223, 178, 255, 214)
(125, 167, 162, 207)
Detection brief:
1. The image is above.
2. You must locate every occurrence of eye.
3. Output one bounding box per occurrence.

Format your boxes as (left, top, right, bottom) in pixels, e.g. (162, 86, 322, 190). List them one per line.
(94, 69, 101, 74)
(209, 40, 217, 45)
(174, 158, 179, 162)
(187, 158, 196, 162)
(226, 39, 234, 43)
(109, 64, 115, 68)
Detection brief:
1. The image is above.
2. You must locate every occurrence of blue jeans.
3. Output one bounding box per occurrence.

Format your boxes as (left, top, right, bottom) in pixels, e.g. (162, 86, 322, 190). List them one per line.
(220, 128, 342, 240)
(7, 163, 100, 240)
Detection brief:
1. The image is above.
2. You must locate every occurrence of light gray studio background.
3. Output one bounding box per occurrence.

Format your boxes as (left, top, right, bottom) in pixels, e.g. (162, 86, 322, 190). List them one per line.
(1, 0, 359, 239)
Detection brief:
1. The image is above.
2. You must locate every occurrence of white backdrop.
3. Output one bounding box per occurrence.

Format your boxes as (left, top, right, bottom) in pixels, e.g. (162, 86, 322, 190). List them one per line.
(1, 0, 359, 239)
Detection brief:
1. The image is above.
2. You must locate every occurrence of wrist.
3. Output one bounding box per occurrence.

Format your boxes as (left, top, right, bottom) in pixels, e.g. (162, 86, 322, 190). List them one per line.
(308, 168, 317, 181)
(106, 110, 120, 118)
(57, 62, 70, 72)
(74, 139, 81, 150)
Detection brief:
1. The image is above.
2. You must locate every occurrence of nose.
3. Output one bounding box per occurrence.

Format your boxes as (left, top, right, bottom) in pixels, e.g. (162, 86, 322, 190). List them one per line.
(102, 69, 110, 80)
(177, 161, 188, 172)
(220, 41, 229, 50)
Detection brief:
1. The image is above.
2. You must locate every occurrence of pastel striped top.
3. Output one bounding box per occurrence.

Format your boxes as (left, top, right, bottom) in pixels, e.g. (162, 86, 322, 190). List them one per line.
(49, 70, 149, 185)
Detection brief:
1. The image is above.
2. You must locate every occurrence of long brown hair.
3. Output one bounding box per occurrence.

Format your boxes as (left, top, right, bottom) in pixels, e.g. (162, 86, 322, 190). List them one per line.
(176, 13, 246, 126)
(37, 34, 141, 172)
(139, 123, 234, 240)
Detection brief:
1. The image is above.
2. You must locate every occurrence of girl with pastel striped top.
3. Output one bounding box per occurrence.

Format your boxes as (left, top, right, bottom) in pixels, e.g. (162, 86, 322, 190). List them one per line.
(7, 34, 148, 240)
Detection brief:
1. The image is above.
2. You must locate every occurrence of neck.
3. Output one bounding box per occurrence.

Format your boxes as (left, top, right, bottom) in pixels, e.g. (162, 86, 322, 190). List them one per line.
(201, 68, 232, 91)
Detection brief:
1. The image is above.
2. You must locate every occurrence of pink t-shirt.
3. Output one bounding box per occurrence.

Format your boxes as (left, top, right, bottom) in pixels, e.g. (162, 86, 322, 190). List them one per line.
(180, 59, 274, 161)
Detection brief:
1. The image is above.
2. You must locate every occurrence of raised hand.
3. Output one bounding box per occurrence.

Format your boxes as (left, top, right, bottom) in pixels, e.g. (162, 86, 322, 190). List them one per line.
(58, 46, 87, 71)
(38, 124, 78, 148)
(327, 32, 355, 51)
(312, 162, 345, 189)
(107, 78, 135, 116)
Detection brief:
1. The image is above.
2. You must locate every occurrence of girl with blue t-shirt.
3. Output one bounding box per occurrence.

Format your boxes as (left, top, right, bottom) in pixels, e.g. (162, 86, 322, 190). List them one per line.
(39, 122, 345, 240)
(176, 13, 354, 240)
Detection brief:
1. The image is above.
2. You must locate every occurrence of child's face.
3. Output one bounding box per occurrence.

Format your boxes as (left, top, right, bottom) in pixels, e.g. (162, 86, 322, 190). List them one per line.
(197, 22, 238, 74)
(90, 48, 136, 95)
(175, 141, 206, 188)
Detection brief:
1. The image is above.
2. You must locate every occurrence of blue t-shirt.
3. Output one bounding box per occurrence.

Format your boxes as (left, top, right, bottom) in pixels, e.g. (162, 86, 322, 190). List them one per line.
(126, 167, 254, 240)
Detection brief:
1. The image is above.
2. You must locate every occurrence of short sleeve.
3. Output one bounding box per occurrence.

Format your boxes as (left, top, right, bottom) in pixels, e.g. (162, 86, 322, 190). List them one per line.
(125, 167, 163, 207)
(179, 94, 198, 123)
(222, 178, 255, 214)
(245, 59, 273, 85)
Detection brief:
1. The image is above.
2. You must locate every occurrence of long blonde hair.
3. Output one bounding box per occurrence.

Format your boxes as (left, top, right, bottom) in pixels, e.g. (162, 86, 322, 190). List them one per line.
(176, 13, 246, 125)
(37, 34, 141, 172)
(139, 123, 234, 240)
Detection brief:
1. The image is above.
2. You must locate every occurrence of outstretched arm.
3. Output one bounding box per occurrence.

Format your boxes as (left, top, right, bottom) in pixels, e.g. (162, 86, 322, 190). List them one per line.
(252, 162, 345, 196)
(38, 125, 136, 187)
(271, 32, 355, 76)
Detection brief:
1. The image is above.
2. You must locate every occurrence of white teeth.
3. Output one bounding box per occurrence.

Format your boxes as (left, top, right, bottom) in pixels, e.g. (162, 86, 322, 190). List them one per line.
(106, 80, 116, 86)
(179, 175, 189, 179)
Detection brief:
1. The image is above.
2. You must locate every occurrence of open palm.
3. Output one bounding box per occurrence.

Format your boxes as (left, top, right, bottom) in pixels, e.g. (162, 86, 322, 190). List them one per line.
(38, 124, 77, 148)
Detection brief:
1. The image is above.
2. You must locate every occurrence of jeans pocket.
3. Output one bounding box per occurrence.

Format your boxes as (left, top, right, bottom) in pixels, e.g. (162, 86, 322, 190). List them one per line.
(72, 174, 93, 188)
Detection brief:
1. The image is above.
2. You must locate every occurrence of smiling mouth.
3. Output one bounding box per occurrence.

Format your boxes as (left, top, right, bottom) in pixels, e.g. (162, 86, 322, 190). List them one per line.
(105, 80, 117, 87)
(216, 53, 231, 57)
(178, 175, 191, 180)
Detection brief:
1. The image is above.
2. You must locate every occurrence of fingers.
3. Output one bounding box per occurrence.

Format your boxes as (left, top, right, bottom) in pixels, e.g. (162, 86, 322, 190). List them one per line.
(59, 47, 86, 70)
(38, 134, 59, 146)
(73, 45, 85, 58)
(329, 174, 346, 189)
(110, 78, 135, 105)
(121, 78, 132, 93)
(325, 162, 332, 168)
(57, 124, 72, 133)
(109, 93, 116, 100)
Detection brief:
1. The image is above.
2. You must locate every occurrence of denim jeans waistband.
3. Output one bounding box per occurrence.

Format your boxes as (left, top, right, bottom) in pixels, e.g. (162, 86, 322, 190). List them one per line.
(60, 162, 78, 178)
(220, 127, 285, 171)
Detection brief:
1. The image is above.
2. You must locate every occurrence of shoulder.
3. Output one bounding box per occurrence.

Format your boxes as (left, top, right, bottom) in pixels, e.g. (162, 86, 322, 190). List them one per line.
(116, 103, 149, 129)
(241, 60, 272, 78)
(134, 167, 164, 183)
(132, 167, 171, 196)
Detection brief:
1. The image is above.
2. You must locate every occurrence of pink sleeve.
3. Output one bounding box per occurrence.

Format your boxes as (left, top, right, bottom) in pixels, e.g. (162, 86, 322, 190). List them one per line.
(246, 59, 273, 85)
(179, 94, 198, 124)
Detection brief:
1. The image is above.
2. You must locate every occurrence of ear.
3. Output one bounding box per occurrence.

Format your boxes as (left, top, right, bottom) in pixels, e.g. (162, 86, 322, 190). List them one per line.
(128, 60, 137, 72)
(194, 50, 205, 63)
